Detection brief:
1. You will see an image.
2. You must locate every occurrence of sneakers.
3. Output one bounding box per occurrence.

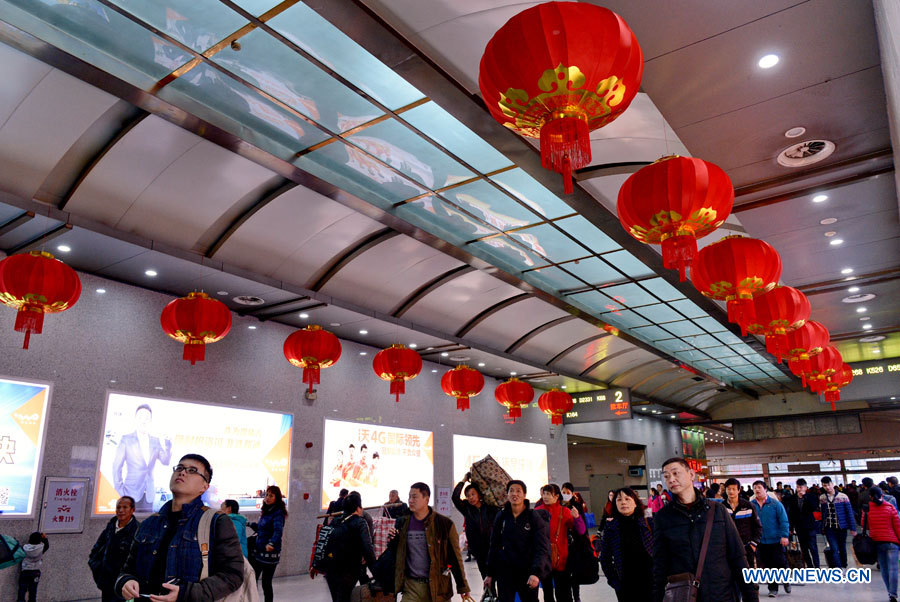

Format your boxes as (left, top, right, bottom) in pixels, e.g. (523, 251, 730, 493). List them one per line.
(768, 592, 777, 598)
(784, 584, 792, 594)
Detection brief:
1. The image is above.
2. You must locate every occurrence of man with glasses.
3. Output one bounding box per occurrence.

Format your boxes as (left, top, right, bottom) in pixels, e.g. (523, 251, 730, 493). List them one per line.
(116, 454, 244, 601)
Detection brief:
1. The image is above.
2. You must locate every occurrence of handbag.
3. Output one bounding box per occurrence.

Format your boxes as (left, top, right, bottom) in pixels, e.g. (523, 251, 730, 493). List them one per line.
(480, 582, 499, 602)
(469, 455, 512, 507)
(852, 510, 878, 565)
(371, 532, 398, 593)
(372, 506, 395, 559)
(662, 505, 715, 602)
(550, 508, 565, 569)
(786, 536, 804, 569)
(566, 531, 600, 585)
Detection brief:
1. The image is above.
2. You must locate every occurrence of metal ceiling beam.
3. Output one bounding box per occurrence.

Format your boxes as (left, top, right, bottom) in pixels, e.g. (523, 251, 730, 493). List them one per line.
(579, 348, 640, 378)
(205, 179, 297, 258)
(609, 359, 669, 386)
(574, 161, 652, 180)
(547, 333, 610, 366)
(455, 293, 531, 338)
(798, 267, 900, 296)
(0, 211, 34, 237)
(5, 224, 72, 254)
(241, 296, 310, 316)
(505, 315, 577, 354)
(830, 325, 900, 341)
(628, 366, 683, 391)
(391, 265, 475, 318)
(308, 229, 400, 292)
(258, 302, 328, 322)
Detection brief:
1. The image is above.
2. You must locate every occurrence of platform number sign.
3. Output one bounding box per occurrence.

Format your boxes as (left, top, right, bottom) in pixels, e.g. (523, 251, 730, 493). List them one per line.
(562, 388, 632, 424)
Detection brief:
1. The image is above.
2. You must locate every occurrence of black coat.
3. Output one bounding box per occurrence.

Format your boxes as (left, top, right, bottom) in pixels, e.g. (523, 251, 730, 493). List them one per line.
(786, 491, 820, 532)
(332, 513, 377, 577)
(88, 516, 140, 590)
(452, 480, 499, 558)
(652, 491, 757, 602)
(487, 501, 551, 580)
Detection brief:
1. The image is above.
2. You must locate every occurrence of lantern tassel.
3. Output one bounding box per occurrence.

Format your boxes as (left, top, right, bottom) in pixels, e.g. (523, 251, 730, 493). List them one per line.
(765, 333, 788, 363)
(540, 116, 590, 195)
(726, 297, 756, 337)
(15, 307, 44, 350)
(457, 396, 469, 412)
(390, 379, 405, 402)
(303, 365, 321, 393)
(508, 406, 521, 419)
(551, 414, 563, 425)
(661, 235, 697, 282)
(183, 343, 205, 365)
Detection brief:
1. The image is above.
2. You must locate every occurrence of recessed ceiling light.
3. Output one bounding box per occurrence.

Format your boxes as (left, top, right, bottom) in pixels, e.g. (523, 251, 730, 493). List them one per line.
(359, 351, 367, 356)
(299, 313, 309, 319)
(247, 325, 256, 330)
(863, 324, 873, 330)
(848, 287, 860, 293)
(431, 369, 438, 373)
(217, 291, 228, 296)
(232, 395, 237, 399)
(409, 343, 417, 349)
(671, 415, 677, 419)
(154, 386, 163, 390)
(841, 268, 853, 274)
(359, 330, 368, 335)
(785, 126, 806, 138)
(843, 293, 876, 303)
(812, 194, 828, 203)
(820, 218, 837, 225)
(561, 385, 567, 389)
(637, 418, 643, 421)
(829, 238, 843, 246)
(145, 269, 158, 277)
(478, 362, 486, 367)
(109, 379, 116, 383)
(892, 396, 897, 400)
(860, 316, 870, 321)
(329, 322, 341, 327)
(56, 244, 71, 253)
(641, 407, 647, 411)
(441, 352, 449, 357)
(824, 231, 837, 237)
(758, 54, 779, 69)
(856, 307, 867, 313)
(872, 349, 881, 354)
(96, 288, 106, 294)
(510, 371, 517, 376)
(860, 335, 885, 342)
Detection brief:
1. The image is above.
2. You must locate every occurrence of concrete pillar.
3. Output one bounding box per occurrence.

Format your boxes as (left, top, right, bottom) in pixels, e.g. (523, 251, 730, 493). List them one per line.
(873, 0, 900, 212)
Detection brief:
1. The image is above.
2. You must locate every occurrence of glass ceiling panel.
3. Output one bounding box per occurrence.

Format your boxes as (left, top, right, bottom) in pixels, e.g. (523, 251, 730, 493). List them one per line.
(675, 350, 710, 362)
(562, 257, 623, 286)
(490, 169, 576, 220)
(510, 224, 589, 263)
(295, 140, 428, 208)
(731, 343, 756, 355)
(715, 331, 745, 346)
(633, 303, 684, 324)
(567, 291, 613, 314)
(267, 3, 425, 110)
(656, 338, 694, 353)
(159, 63, 327, 157)
(690, 334, 725, 349)
(443, 180, 542, 229)
(522, 266, 586, 293)
(662, 320, 705, 338)
(704, 346, 739, 358)
(669, 299, 708, 319)
(109, 0, 246, 53)
(231, 0, 281, 17)
(394, 196, 496, 246)
(347, 119, 473, 189)
(720, 356, 753, 367)
(467, 238, 549, 273)
(694, 359, 725, 370)
(600, 310, 652, 329)
(600, 283, 659, 308)
(1, 0, 193, 89)
(692, 316, 727, 332)
(640, 277, 685, 302)
(602, 250, 655, 278)
(555, 215, 621, 254)
(402, 102, 513, 174)
(631, 325, 673, 341)
(212, 29, 382, 133)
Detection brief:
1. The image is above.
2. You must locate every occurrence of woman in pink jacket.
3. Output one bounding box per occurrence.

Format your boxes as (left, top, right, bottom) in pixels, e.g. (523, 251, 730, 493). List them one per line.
(648, 488, 665, 514)
(863, 487, 900, 602)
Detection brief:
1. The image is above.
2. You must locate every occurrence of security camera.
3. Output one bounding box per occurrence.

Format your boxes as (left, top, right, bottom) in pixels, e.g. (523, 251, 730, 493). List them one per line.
(305, 389, 317, 401)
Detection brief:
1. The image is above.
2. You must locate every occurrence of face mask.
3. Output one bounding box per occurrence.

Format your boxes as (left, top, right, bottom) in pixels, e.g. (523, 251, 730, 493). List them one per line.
(562, 493, 573, 502)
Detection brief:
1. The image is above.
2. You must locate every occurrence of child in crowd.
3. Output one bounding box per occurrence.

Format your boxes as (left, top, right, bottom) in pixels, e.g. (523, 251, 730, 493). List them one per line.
(18, 531, 49, 602)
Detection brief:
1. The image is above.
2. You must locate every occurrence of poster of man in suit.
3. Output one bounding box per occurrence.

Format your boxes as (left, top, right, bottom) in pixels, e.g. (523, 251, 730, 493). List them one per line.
(111, 403, 172, 511)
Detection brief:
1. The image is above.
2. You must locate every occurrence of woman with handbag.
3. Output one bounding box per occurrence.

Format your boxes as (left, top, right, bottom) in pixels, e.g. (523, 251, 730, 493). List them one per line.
(251, 485, 287, 602)
(535, 484, 575, 602)
(599, 488, 652, 602)
(863, 487, 900, 602)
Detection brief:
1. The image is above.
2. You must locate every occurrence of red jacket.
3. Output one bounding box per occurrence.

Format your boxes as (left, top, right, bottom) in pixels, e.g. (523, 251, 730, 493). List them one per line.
(864, 501, 900, 544)
(536, 502, 574, 571)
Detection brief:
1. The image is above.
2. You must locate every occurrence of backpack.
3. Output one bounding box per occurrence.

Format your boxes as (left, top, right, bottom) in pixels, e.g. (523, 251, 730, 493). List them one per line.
(313, 514, 351, 573)
(0, 535, 26, 570)
(198, 507, 260, 602)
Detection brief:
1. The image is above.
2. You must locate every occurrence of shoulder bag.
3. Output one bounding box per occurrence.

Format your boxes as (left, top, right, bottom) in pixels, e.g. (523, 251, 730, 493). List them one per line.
(662, 505, 715, 602)
(198, 508, 260, 602)
(852, 509, 877, 565)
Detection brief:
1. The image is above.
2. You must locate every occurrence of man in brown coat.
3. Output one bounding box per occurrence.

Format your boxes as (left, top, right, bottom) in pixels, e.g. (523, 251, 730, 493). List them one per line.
(391, 482, 473, 602)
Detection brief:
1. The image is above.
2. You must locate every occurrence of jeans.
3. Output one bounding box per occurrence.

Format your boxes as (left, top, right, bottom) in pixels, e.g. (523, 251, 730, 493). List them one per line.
(540, 570, 573, 602)
(325, 571, 359, 602)
(757, 543, 788, 593)
(17, 570, 40, 602)
(824, 528, 848, 568)
(877, 542, 900, 598)
(797, 528, 820, 568)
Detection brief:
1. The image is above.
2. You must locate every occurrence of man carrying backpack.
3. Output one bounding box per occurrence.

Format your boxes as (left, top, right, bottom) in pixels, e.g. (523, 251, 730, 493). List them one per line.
(323, 492, 377, 602)
(116, 454, 245, 601)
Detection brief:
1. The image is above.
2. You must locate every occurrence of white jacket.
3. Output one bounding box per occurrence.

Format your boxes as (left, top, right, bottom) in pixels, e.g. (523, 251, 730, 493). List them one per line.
(21, 542, 45, 571)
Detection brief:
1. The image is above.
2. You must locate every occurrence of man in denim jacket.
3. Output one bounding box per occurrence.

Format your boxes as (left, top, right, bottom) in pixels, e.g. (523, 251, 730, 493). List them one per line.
(116, 454, 244, 601)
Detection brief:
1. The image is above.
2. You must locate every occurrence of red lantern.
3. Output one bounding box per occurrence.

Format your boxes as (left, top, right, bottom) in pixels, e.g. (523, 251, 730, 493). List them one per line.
(617, 156, 734, 281)
(746, 286, 811, 362)
(824, 363, 853, 410)
(441, 365, 485, 411)
(160, 292, 232, 364)
(479, 2, 643, 193)
(283, 325, 342, 393)
(494, 378, 534, 423)
(785, 320, 830, 387)
(0, 250, 81, 349)
(691, 236, 782, 336)
(538, 389, 574, 425)
(806, 346, 842, 394)
(373, 344, 422, 402)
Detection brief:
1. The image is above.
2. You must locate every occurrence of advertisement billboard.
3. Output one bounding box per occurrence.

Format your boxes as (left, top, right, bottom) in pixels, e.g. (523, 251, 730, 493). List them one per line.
(95, 392, 292, 514)
(452, 434, 548, 502)
(321, 419, 433, 510)
(0, 378, 50, 516)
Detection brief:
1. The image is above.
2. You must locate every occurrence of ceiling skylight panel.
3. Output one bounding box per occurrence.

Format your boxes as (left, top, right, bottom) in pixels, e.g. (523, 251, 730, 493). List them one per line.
(109, 0, 248, 53)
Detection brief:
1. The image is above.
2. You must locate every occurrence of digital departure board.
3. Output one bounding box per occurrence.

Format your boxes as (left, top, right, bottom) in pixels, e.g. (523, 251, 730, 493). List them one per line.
(562, 388, 632, 423)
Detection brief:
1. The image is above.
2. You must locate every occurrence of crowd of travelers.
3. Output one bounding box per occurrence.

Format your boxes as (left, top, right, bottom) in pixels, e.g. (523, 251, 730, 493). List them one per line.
(7, 454, 900, 602)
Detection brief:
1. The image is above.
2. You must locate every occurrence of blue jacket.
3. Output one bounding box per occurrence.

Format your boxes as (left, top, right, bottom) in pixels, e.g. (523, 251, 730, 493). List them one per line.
(818, 492, 857, 532)
(226, 513, 248, 558)
(750, 496, 789, 544)
(254, 507, 285, 554)
(116, 496, 244, 602)
(599, 515, 653, 590)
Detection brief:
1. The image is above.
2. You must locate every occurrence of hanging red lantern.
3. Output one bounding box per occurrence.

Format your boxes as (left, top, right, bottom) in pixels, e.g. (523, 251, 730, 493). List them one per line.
(746, 286, 811, 362)
(784, 320, 830, 387)
(479, 2, 643, 193)
(283, 325, 342, 393)
(441, 365, 485, 411)
(691, 236, 782, 336)
(617, 156, 734, 281)
(0, 250, 81, 349)
(495, 378, 534, 423)
(372, 344, 422, 402)
(538, 389, 574, 425)
(160, 292, 232, 365)
(806, 346, 842, 395)
(824, 363, 853, 410)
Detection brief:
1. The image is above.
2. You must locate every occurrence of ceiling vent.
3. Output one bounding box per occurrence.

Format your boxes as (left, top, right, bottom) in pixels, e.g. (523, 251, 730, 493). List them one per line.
(691, 376, 705, 382)
(776, 139, 835, 167)
(232, 295, 265, 306)
(859, 335, 886, 343)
